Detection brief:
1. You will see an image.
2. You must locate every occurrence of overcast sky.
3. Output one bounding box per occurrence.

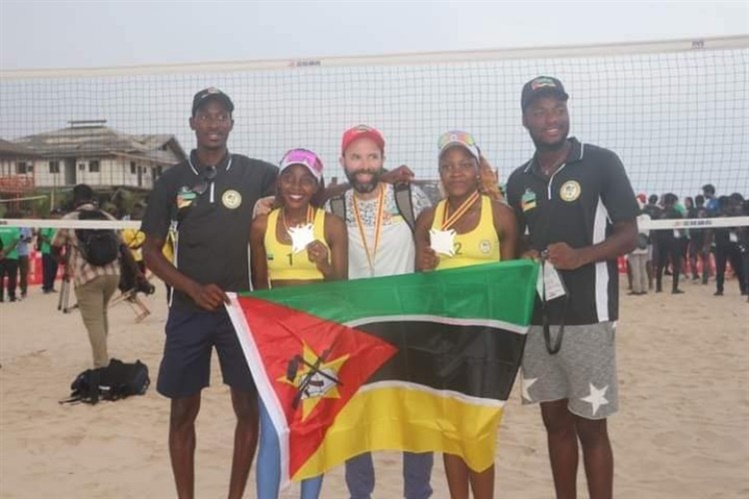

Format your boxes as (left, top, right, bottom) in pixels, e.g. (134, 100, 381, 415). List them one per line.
(1, 0, 747, 70)
(1, 1, 747, 197)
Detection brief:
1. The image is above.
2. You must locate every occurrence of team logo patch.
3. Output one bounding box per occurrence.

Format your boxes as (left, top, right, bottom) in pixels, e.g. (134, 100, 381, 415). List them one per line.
(560, 181, 581, 202)
(521, 188, 537, 212)
(222, 189, 242, 209)
(479, 240, 492, 254)
(176, 186, 197, 209)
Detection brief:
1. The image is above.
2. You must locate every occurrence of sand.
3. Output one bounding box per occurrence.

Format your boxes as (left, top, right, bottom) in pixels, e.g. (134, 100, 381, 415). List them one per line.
(1, 278, 748, 499)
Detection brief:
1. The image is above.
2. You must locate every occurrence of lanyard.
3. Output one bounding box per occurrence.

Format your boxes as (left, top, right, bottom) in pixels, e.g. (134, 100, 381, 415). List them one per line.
(540, 252, 568, 355)
(441, 191, 480, 230)
(352, 185, 385, 276)
(282, 206, 314, 230)
(281, 206, 315, 243)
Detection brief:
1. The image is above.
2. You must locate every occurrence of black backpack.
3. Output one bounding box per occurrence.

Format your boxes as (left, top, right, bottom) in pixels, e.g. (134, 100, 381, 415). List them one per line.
(60, 359, 150, 405)
(75, 209, 120, 266)
(330, 183, 416, 232)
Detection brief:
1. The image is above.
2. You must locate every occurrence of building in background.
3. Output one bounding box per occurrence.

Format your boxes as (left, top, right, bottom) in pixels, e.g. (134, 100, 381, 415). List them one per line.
(0, 139, 41, 213)
(0, 138, 39, 191)
(11, 120, 186, 191)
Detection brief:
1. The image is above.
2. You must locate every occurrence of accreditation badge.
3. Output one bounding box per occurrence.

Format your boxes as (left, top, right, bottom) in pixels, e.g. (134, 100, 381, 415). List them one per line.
(536, 260, 567, 302)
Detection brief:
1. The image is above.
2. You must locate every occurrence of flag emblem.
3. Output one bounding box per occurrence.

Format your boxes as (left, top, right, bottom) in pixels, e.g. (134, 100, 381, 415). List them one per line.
(226, 260, 539, 488)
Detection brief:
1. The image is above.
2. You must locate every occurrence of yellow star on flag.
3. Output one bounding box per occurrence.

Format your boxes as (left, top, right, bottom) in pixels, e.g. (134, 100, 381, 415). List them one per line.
(279, 342, 349, 420)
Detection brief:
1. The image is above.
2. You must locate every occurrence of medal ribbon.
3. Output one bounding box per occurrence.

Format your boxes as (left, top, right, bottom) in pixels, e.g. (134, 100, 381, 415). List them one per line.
(353, 184, 385, 275)
(282, 206, 314, 233)
(441, 191, 480, 230)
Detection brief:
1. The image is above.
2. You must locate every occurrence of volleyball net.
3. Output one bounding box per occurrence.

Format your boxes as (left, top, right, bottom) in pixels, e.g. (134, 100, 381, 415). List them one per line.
(0, 35, 747, 232)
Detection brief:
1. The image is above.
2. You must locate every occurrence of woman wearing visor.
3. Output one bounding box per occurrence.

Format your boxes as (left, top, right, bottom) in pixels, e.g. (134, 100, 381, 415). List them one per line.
(414, 131, 519, 499)
(250, 148, 348, 499)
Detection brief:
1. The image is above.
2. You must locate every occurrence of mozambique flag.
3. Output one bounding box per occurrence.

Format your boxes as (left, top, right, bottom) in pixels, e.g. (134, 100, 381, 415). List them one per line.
(226, 260, 538, 487)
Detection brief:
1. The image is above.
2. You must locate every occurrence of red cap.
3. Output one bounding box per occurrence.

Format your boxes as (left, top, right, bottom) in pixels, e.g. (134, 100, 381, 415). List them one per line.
(341, 125, 385, 154)
(636, 193, 647, 204)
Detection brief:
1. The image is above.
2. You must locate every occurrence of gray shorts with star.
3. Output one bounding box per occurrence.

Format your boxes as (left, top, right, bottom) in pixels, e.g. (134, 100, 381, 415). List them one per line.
(520, 321, 618, 420)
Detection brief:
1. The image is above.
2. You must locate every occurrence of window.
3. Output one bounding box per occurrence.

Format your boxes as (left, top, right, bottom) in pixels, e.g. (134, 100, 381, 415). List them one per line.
(16, 161, 29, 174)
(78, 163, 86, 171)
(130, 162, 136, 174)
(89, 160, 100, 173)
(49, 161, 60, 174)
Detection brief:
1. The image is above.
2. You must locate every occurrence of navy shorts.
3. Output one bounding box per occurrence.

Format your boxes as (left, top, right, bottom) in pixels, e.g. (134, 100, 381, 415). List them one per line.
(157, 305, 256, 399)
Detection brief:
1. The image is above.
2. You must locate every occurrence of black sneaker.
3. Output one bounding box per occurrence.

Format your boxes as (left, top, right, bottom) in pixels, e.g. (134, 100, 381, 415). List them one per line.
(672, 289, 684, 294)
(714, 290, 724, 296)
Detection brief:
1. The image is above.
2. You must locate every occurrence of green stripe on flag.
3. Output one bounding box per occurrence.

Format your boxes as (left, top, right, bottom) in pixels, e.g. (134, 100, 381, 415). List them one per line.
(240, 260, 538, 327)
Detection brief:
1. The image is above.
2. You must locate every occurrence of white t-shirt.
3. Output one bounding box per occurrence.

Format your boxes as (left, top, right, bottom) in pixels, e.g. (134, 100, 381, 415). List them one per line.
(326, 184, 431, 279)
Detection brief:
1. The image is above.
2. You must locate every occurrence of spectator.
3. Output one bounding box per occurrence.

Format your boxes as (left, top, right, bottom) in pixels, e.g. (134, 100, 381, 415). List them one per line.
(17, 219, 33, 300)
(713, 194, 747, 296)
(689, 195, 710, 283)
(629, 201, 651, 295)
(52, 184, 133, 367)
(655, 193, 684, 294)
(122, 203, 147, 275)
(643, 194, 662, 289)
(38, 209, 62, 294)
(0, 222, 21, 302)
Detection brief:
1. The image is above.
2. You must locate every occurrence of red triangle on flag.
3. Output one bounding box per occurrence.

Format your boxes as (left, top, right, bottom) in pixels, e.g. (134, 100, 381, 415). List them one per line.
(236, 296, 397, 477)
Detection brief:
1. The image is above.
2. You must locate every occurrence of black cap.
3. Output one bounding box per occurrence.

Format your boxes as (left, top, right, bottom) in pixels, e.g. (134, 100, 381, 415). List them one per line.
(521, 76, 569, 111)
(192, 87, 234, 116)
(72, 183, 94, 204)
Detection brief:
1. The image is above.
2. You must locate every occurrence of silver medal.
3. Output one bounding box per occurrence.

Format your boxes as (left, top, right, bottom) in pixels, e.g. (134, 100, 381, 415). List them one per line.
(287, 223, 315, 254)
(430, 229, 457, 256)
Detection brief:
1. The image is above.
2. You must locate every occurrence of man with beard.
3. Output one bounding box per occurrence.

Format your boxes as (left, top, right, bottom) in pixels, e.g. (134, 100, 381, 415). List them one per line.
(329, 125, 435, 499)
(506, 77, 638, 499)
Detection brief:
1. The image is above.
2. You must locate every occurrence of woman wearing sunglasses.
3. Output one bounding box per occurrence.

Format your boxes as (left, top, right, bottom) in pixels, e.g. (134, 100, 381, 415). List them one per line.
(249, 148, 348, 499)
(414, 131, 519, 499)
